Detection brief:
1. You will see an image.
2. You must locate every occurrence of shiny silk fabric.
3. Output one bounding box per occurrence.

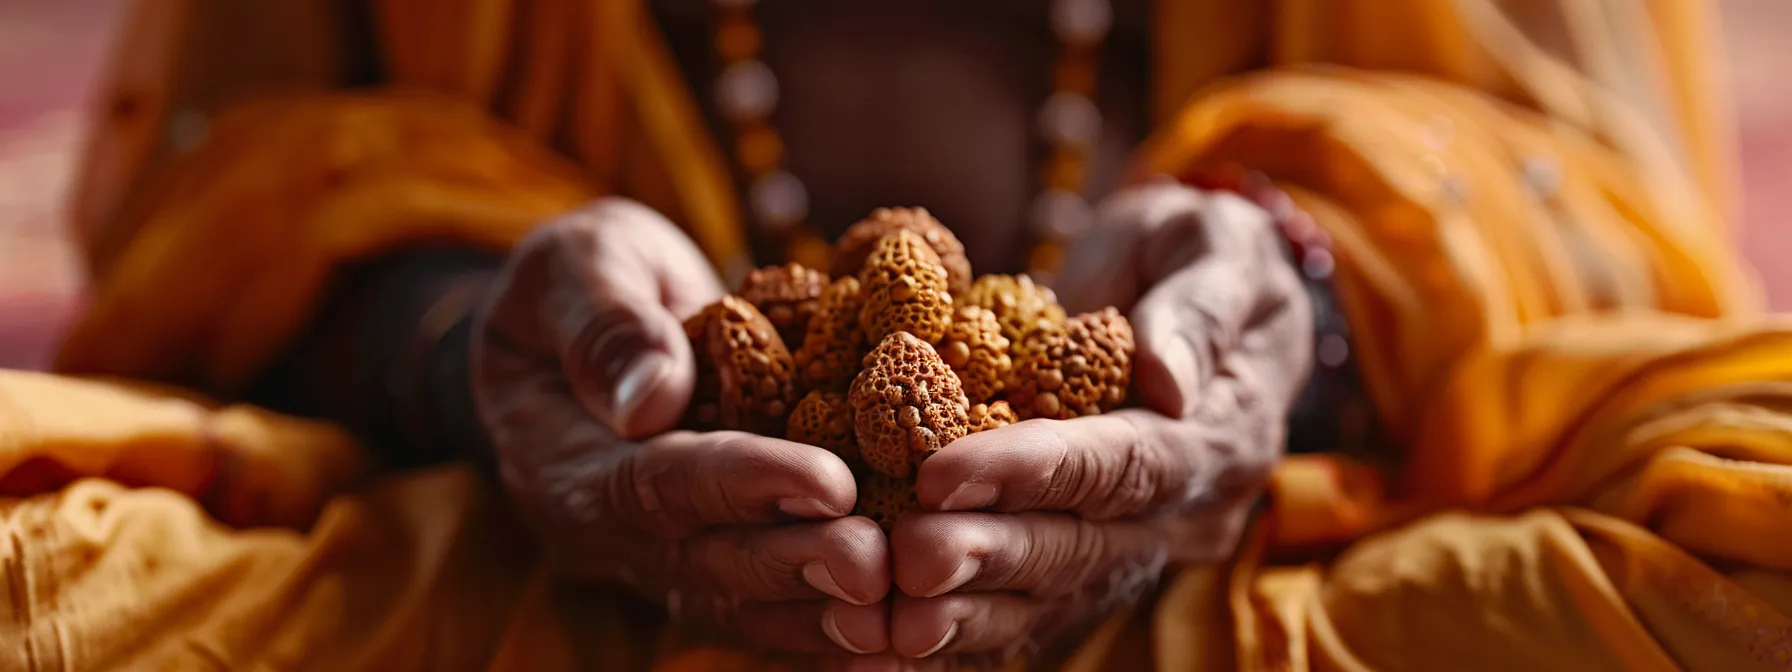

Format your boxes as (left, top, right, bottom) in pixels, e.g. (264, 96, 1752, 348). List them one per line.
(3, 0, 1788, 670)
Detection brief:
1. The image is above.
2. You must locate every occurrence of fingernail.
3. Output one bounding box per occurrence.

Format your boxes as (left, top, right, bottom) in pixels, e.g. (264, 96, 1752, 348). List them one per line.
(916, 621, 959, 658)
(779, 497, 843, 519)
(609, 353, 672, 425)
(938, 482, 997, 511)
(923, 557, 981, 597)
(823, 604, 887, 655)
(804, 562, 866, 605)
(823, 610, 877, 654)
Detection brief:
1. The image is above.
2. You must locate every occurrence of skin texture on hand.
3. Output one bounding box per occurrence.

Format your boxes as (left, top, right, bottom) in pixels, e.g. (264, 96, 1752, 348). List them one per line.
(865, 183, 1315, 670)
(469, 199, 893, 656)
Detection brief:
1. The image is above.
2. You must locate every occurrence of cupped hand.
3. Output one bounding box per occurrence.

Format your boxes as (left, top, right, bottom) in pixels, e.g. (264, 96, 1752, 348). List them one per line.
(877, 182, 1315, 668)
(471, 199, 891, 655)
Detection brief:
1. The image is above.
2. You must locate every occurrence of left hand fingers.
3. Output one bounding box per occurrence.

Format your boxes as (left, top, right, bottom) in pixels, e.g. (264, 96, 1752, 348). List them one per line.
(889, 512, 1171, 599)
(915, 410, 1275, 520)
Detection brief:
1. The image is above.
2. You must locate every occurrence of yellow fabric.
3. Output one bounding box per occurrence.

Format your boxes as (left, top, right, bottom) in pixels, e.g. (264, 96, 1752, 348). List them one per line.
(8, 0, 1788, 669)
(56, 92, 595, 392)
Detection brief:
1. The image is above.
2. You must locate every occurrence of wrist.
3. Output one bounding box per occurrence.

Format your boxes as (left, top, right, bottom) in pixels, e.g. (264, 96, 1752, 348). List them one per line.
(391, 268, 497, 467)
(250, 247, 502, 467)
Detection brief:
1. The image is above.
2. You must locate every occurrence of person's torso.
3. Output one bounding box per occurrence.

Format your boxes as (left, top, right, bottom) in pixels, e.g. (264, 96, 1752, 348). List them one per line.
(651, 0, 1151, 273)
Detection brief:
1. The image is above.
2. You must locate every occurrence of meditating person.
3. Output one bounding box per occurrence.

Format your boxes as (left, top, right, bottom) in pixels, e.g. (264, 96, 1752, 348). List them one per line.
(3, 0, 1788, 669)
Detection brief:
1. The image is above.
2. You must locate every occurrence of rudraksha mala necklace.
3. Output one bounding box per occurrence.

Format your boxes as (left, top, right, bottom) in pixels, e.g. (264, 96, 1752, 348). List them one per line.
(705, 0, 1116, 280)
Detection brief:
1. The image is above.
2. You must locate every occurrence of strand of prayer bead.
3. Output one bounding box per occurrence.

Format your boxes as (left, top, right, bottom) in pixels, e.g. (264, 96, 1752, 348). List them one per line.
(708, 0, 1113, 280)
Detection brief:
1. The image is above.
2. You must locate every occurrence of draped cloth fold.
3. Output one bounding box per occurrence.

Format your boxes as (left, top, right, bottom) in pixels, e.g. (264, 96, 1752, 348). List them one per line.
(5, 0, 1788, 669)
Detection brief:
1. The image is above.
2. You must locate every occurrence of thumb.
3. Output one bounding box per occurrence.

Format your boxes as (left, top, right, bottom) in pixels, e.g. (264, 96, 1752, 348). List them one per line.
(528, 200, 721, 438)
(1128, 191, 1277, 419)
(1129, 259, 1255, 420)
(556, 296, 696, 439)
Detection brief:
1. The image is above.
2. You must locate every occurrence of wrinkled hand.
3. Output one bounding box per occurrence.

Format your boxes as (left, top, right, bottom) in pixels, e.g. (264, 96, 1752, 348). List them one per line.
(471, 199, 891, 655)
(879, 183, 1314, 668)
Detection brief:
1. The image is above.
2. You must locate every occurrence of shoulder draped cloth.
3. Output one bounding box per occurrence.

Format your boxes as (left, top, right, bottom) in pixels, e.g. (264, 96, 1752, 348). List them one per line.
(4, 0, 1790, 669)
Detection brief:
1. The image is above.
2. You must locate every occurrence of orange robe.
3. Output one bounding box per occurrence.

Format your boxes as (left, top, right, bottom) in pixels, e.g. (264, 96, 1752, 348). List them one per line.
(5, 0, 1790, 669)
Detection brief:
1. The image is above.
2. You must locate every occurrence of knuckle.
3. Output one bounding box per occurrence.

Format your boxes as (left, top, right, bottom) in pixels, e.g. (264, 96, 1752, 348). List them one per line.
(1028, 422, 1081, 510)
(678, 530, 789, 601)
(627, 443, 735, 535)
(696, 465, 753, 524)
(603, 450, 662, 531)
(1083, 416, 1159, 520)
(1016, 517, 1104, 596)
(735, 540, 804, 598)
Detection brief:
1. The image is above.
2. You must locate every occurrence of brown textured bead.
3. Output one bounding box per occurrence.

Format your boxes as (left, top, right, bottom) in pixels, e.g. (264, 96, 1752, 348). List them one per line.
(1008, 308, 1135, 420)
(792, 276, 867, 393)
(959, 273, 1068, 348)
(936, 306, 1012, 405)
(696, 296, 799, 435)
(857, 230, 954, 345)
(969, 401, 1019, 432)
(854, 472, 920, 532)
(830, 207, 973, 294)
(787, 390, 861, 469)
(739, 262, 828, 349)
(683, 309, 723, 430)
(849, 332, 971, 478)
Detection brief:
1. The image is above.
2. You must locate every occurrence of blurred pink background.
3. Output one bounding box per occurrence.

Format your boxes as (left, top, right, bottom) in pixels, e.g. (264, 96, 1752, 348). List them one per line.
(3, 0, 1790, 370)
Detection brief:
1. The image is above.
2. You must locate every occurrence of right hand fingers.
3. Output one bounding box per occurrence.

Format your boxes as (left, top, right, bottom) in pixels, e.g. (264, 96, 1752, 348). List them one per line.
(480, 198, 724, 439)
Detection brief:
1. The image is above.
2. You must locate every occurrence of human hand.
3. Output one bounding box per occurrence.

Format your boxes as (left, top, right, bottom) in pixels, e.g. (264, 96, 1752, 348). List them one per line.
(471, 199, 891, 655)
(875, 182, 1314, 668)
